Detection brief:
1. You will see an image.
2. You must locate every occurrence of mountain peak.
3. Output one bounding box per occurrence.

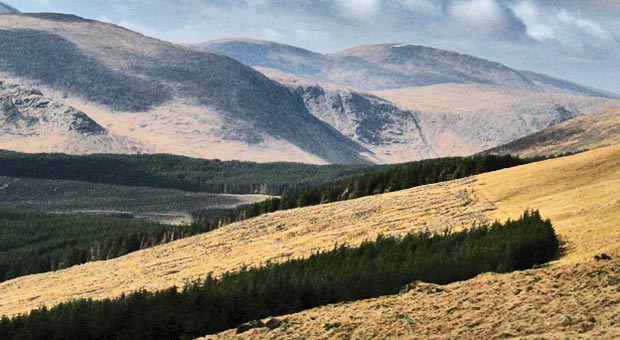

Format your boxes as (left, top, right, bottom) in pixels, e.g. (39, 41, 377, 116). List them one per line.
(0, 2, 18, 14)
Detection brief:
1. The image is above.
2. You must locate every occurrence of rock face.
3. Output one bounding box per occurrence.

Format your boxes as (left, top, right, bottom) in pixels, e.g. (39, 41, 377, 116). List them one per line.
(200, 40, 618, 98)
(0, 80, 149, 155)
(0, 82, 105, 135)
(293, 85, 435, 162)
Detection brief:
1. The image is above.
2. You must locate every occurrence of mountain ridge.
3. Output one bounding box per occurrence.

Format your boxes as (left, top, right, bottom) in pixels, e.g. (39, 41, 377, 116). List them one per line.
(0, 13, 371, 164)
(0, 2, 18, 14)
(200, 39, 618, 98)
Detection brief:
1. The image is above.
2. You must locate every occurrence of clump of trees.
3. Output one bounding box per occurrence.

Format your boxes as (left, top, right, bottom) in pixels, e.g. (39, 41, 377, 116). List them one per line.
(0, 210, 558, 340)
(0, 211, 216, 282)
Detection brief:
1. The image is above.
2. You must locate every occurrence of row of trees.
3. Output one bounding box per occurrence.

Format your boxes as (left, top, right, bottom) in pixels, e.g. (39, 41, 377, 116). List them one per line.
(197, 154, 527, 226)
(0, 211, 558, 340)
(0, 151, 376, 195)
(0, 155, 528, 282)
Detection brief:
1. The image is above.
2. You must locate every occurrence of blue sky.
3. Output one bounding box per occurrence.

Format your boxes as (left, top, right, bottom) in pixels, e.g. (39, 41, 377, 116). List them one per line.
(5, 0, 620, 93)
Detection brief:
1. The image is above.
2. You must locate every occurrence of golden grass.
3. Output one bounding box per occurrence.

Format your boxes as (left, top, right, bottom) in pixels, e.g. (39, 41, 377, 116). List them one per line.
(2, 144, 620, 339)
(0, 178, 491, 317)
(201, 257, 620, 340)
(476, 144, 620, 264)
(202, 144, 620, 340)
(491, 108, 620, 158)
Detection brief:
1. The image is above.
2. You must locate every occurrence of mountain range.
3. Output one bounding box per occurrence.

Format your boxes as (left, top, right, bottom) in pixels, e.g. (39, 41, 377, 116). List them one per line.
(0, 13, 618, 164)
(200, 39, 617, 98)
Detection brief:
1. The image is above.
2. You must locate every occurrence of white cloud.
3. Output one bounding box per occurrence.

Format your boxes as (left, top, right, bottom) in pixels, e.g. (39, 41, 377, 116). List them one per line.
(449, 0, 507, 35)
(511, 1, 555, 41)
(397, 0, 440, 15)
(511, 0, 615, 51)
(336, 0, 381, 20)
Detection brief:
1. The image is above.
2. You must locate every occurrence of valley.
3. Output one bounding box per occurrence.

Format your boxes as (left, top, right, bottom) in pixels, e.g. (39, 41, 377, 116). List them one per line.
(0, 2, 619, 339)
(1, 145, 619, 322)
(0, 176, 267, 224)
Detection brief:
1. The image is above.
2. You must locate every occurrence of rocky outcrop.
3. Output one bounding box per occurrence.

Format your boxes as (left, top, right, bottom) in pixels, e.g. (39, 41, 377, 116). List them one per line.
(0, 81, 106, 136)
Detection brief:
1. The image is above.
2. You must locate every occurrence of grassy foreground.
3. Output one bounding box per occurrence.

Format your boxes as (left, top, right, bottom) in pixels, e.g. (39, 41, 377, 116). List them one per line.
(0, 211, 557, 340)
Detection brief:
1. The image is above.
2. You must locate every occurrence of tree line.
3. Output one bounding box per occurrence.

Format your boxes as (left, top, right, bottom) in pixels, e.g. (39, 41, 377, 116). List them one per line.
(0, 210, 558, 340)
(196, 154, 527, 226)
(0, 150, 377, 195)
(0, 154, 528, 282)
(0, 211, 217, 282)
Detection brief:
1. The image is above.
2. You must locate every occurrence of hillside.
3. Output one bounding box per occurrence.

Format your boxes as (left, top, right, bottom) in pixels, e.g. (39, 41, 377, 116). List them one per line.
(204, 144, 620, 339)
(0, 14, 369, 164)
(259, 68, 436, 162)
(201, 39, 617, 98)
(0, 2, 17, 14)
(487, 108, 620, 157)
(261, 68, 620, 159)
(1, 145, 620, 320)
(373, 84, 620, 156)
(0, 79, 148, 154)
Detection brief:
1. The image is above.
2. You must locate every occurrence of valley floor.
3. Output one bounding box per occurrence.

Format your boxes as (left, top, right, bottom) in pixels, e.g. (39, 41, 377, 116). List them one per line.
(0, 176, 268, 224)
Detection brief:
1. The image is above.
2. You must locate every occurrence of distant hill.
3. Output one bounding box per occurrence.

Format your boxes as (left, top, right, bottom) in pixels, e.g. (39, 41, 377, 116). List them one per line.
(0, 14, 369, 164)
(486, 107, 620, 157)
(200, 39, 618, 98)
(0, 2, 18, 14)
(260, 68, 620, 160)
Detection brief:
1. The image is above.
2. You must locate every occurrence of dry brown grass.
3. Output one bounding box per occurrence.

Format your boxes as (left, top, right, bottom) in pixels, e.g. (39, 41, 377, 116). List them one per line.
(0, 177, 491, 317)
(201, 257, 620, 340)
(2, 145, 620, 339)
(489, 108, 620, 158)
(201, 144, 620, 340)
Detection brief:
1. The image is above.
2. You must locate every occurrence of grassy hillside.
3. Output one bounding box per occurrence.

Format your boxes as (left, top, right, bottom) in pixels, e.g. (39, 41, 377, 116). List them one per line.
(206, 154, 525, 226)
(0, 211, 557, 339)
(0, 150, 378, 195)
(486, 108, 620, 157)
(1, 145, 618, 319)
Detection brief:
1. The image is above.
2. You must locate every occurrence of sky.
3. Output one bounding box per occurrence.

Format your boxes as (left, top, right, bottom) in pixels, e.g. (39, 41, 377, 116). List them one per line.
(4, 0, 620, 93)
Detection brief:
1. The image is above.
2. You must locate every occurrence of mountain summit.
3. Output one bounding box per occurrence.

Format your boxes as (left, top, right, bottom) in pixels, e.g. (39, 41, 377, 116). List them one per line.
(0, 2, 18, 14)
(200, 40, 617, 98)
(0, 13, 369, 164)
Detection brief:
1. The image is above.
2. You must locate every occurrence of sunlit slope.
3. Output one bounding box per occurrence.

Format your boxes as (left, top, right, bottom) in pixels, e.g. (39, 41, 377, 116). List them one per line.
(2, 145, 620, 318)
(0, 178, 490, 317)
(476, 144, 620, 264)
(487, 108, 620, 157)
(203, 257, 620, 340)
(203, 144, 620, 340)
